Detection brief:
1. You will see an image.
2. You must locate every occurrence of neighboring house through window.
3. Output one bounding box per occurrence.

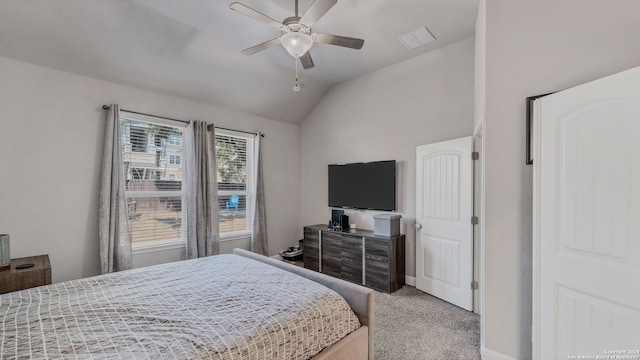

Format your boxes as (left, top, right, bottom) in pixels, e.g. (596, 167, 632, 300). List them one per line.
(121, 111, 186, 251)
(130, 126, 148, 152)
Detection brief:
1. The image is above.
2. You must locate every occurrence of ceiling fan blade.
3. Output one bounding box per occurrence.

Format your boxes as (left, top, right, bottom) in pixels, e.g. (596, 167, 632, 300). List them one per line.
(229, 2, 282, 29)
(300, 0, 337, 27)
(241, 37, 282, 55)
(314, 33, 364, 50)
(299, 51, 315, 69)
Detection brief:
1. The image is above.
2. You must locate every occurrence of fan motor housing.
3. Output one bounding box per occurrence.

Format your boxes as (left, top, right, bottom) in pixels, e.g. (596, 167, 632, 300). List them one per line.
(282, 16, 311, 34)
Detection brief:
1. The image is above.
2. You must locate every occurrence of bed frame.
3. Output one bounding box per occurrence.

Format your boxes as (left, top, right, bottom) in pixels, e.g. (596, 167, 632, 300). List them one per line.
(233, 249, 374, 360)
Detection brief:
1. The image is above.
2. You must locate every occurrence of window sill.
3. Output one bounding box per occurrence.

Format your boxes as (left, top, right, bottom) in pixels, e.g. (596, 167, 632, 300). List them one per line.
(220, 232, 251, 242)
(132, 239, 186, 255)
(130, 233, 250, 254)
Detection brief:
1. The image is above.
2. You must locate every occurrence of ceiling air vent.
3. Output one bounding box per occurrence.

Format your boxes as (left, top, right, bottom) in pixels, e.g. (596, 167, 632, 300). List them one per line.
(397, 27, 436, 50)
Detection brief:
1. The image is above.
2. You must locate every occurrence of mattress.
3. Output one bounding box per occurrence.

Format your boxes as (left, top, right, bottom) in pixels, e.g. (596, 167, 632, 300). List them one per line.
(0, 254, 361, 359)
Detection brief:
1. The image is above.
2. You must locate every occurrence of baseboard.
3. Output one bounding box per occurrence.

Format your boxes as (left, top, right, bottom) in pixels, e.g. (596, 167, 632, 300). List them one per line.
(481, 346, 518, 360)
(405, 275, 416, 286)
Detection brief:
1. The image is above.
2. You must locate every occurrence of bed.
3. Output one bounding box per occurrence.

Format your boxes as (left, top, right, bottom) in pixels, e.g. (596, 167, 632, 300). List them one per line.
(0, 248, 374, 359)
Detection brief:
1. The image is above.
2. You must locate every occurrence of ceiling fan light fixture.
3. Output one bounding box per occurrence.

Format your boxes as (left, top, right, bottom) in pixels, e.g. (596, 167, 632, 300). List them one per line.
(281, 31, 313, 58)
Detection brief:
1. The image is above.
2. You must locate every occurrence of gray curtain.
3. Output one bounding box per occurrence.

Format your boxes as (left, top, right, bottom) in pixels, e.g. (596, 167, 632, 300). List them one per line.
(99, 104, 133, 274)
(186, 121, 219, 258)
(251, 133, 268, 255)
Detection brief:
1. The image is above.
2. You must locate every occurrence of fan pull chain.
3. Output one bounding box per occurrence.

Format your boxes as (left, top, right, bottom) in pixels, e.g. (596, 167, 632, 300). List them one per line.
(293, 58, 301, 93)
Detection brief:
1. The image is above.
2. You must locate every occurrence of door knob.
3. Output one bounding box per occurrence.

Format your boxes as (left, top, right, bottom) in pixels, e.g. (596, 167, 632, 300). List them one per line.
(414, 223, 422, 229)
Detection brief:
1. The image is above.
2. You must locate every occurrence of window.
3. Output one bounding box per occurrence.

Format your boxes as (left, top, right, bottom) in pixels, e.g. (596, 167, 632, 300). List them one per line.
(168, 133, 182, 146)
(216, 130, 255, 238)
(121, 112, 186, 249)
(169, 155, 181, 165)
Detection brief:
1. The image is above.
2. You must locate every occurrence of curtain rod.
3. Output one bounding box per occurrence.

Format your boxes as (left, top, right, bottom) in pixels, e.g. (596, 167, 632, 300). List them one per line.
(102, 105, 265, 138)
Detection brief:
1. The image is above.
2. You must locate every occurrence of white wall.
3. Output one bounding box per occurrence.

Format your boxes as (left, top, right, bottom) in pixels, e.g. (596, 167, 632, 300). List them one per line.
(0, 56, 301, 283)
(474, 0, 485, 132)
(299, 38, 475, 277)
(482, 1, 640, 359)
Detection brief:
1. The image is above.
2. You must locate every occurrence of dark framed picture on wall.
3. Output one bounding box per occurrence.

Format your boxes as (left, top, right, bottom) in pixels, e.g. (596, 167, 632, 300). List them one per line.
(526, 93, 555, 165)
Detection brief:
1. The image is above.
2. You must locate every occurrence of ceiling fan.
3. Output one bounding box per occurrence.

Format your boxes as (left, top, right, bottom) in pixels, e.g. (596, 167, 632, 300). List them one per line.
(229, 0, 365, 70)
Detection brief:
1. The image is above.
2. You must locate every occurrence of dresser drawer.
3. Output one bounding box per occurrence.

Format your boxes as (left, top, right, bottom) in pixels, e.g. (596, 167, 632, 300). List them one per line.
(342, 236, 363, 253)
(342, 252, 363, 268)
(322, 244, 341, 260)
(365, 273, 390, 292)
(304, 227, 319, 240)
(364, 237, 390, 257)
(304, 239, 319, 253)
(365, 253, 388, 268)
(321, 231, 342, 248)
(303, 229, 320, 272)
(322, 244, 341, 275)
(341, 266, 363, 285)
(304, 257, 319, 272)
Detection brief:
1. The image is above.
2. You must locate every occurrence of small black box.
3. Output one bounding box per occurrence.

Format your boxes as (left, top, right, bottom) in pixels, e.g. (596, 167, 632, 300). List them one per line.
(340, 214, 349, 231)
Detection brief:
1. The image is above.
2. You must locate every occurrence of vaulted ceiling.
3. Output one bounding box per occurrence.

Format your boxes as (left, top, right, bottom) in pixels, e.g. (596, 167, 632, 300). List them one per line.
(0, 0, 478, 123)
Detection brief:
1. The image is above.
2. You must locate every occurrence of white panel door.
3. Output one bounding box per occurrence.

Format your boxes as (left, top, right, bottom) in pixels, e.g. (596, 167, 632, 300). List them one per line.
(416, 137, 473, 311)
(533, 66, 640, 359)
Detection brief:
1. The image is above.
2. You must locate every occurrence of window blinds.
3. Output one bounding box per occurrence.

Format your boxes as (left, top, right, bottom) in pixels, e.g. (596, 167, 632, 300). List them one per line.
(121, 118, 186, 245)
(216, 132, 254, 235)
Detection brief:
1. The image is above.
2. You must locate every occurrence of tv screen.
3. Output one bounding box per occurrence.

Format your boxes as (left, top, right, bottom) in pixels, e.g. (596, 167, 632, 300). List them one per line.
(328, 160, 396, 211)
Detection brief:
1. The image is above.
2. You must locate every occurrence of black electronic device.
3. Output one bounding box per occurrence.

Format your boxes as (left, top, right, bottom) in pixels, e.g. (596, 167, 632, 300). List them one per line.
(328, 160, 396, 211)
(340, 215, 350, 231)
(330, 209, 344, 230)
(331, 209, 344, 224)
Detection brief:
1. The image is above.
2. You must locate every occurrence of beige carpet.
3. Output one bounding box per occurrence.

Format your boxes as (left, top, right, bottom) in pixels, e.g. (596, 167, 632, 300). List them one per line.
(374, 286, 480, 360)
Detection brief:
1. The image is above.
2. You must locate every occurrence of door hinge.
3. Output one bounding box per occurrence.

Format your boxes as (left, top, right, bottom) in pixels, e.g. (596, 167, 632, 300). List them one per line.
(471, 281, 479, 290)
(472, 151, 479, 160)
(471, 216, 479, 225)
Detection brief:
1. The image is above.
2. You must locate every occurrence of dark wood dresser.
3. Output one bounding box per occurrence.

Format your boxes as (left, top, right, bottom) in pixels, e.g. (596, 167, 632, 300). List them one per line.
(0, 255, 52, 295)
(303, 225, 404, 293)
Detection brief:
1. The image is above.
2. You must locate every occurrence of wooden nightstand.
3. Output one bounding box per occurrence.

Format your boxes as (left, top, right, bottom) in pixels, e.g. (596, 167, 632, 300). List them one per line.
(0, 255, 51, 295)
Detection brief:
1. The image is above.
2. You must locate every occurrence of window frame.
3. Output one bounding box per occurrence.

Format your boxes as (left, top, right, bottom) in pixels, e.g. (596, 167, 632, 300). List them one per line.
(120, 114, 256, 251)
(120, 111, 188, 253)
(216, 128, 255, 241)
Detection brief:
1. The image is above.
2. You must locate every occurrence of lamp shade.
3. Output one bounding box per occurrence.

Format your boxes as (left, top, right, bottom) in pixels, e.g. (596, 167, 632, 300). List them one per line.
(280, 32, 313, 58)
(0, 234, 9, 271)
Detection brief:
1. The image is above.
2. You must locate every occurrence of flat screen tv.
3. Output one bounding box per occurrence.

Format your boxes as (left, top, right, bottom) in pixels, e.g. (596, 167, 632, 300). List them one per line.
(328, 160, 396, 211)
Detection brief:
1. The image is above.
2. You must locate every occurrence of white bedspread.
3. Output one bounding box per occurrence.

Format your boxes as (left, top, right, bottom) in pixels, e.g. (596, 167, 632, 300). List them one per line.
(0, 254, 361, 359)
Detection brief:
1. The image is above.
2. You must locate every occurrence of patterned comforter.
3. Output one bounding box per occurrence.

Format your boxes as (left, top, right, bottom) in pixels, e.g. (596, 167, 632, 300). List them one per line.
(0, 254, 361, 359)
